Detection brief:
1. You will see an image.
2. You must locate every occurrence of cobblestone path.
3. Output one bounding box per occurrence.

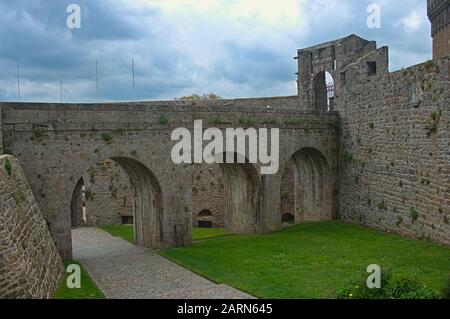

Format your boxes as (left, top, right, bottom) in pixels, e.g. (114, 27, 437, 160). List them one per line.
(72, 227, 254, 299)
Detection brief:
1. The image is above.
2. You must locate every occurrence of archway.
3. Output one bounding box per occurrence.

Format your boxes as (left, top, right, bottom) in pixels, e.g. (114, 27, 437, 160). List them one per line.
(197, 209, 213, 228)
(281, 213, 295, 225)
(71, 177, 85, 227)
(314, 71, 335, 111)
(280, 148, 333, 223)
(220, 153, 261, 234)
(70, 157, 163, 249)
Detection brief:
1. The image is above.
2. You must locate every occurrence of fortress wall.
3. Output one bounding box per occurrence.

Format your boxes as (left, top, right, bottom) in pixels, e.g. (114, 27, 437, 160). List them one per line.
(0, 155, 64, 298)
(82, 160, 134, 226)
(192, 164, 225, 228)
(339, 56, 450, 245)
(0, 97, 338, 257)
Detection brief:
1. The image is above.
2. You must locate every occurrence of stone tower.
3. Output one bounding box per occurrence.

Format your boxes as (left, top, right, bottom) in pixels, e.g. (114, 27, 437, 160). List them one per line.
(427, 0, 450, 58)
(295, 34, 388, 111)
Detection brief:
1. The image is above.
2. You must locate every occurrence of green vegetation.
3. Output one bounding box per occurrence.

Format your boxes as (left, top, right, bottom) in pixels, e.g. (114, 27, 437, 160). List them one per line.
(209, 116, 229, 125)
(100, 224, 135, 244)
(101, 133, 113, 143)
(410, 207, 419, 222)
(99, 224, 227, 244)
(13, 189, 27, 205)
(427, 109, 442, 137)
(343, 151, 353, 163)
(262, 118, 278, 125)
(32, 128, 45, 140)
(239, 117, 257, 126)
(192, 228, 226, 241)
(442, 275, 450, 299)
(337, 269, 440, 299)
(377, 200, 386, 211)
(160, 221, 450, 299)
(53, 261, 104, 299)
(4, 158, 12, 176)
(158, 115, 169, 125)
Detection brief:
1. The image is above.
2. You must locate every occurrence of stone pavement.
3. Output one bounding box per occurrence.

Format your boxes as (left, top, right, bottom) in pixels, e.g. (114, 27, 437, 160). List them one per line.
(72, 227, 254, 299)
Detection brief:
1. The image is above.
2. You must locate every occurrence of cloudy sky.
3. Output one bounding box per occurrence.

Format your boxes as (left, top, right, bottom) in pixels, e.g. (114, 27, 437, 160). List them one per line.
(0, 0, 431, 103)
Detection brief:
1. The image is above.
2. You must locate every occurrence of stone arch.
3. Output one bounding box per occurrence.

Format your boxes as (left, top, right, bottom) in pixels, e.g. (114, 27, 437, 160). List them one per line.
(313, 71, 335, 111)
(281, 213, 295, 225)
(70, 157, 163, 249)
(281, 147, 333, 223)
(197, 209, 213, 228)
(219, 152, 261, 234)
(70, 177, 85, 227)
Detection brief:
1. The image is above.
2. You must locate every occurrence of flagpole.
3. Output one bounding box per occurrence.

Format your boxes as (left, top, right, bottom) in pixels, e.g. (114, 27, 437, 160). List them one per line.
(17, 64, 21, 102)
(132, 58, 135, 100)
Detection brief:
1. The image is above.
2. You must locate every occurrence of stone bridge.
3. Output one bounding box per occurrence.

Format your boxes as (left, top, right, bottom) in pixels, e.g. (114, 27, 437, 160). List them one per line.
(0, 97, 339, 258)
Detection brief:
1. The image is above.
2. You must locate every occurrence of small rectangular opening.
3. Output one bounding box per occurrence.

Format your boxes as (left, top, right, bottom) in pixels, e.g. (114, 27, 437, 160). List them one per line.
(198, 220, 213, 228)
(367, 61, 377, 75)
(122, 216, 133, 225)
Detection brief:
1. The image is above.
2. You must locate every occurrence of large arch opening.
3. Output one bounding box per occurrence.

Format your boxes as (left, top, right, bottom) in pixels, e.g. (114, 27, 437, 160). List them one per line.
(280, 148, 333, 224)
(220, 153, 261, 234)
(314, 71, 335, 111)
(70, 157, 163, 249)
(71, 177, 85, 227)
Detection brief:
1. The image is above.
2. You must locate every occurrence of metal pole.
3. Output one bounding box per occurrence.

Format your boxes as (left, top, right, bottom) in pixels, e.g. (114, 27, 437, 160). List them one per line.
(95, 61, 99, 102)
(17, 65, 21, 102)
(60, 72, 63, 103)
(132, 58, 135, 100)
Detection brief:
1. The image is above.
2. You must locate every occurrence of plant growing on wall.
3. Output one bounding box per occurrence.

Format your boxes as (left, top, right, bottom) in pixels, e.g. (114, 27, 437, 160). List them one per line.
(410, 207, 419, 222)
(101, 133, 113, 143)
(4, 158, 12, 176)
(158, 115, 169, 125)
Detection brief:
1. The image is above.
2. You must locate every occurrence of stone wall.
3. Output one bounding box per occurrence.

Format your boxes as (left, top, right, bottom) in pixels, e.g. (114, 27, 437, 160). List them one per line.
(428, 0, 450, 59)
(433, 26, 450, 59)
(280, 159, 295, 220)
(339, 56, 450, 245)
(0, 99, 338, 258)
(82, 160, 134, 226)
(0, 155, 64, 299)
(192, 164, 225, 228)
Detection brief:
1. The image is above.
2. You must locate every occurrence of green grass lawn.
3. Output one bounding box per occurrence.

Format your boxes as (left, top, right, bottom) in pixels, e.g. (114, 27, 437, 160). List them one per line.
(192, 227, 227, 241)
(99, 224, 226, 243)
(100, 224, 135, 244)
(53, 260, 105, 299)
(160, 221, 450, 299)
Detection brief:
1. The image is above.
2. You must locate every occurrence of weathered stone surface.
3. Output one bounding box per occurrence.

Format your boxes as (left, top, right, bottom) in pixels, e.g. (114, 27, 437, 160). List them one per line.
(0, 99, 339, 259)
(427, 0, 450, 59)
(295, 34, 449, 246)
(338, 56, 450, 246)
(0, 155, 64, 299)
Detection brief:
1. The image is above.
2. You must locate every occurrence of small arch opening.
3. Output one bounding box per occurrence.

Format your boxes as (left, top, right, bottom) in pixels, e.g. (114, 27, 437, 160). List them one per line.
(281, 213, 295, 225)
(314, 71, 335, 111)
(197, 209, 213, 228)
